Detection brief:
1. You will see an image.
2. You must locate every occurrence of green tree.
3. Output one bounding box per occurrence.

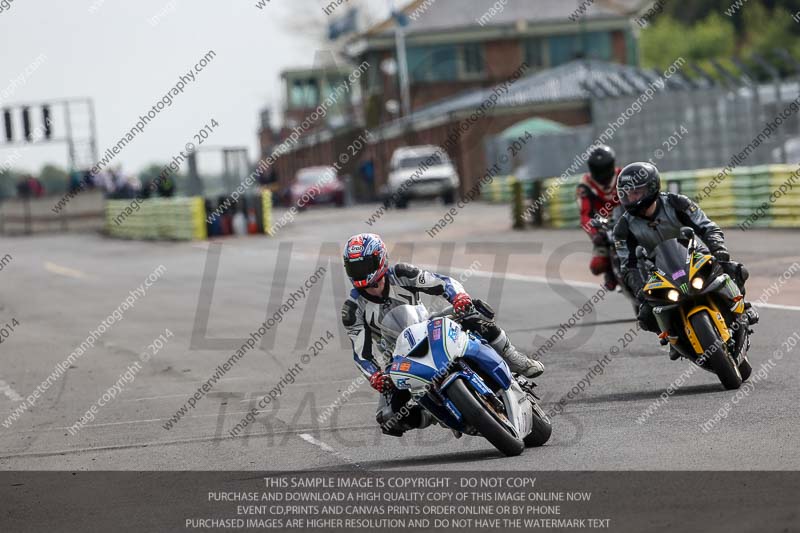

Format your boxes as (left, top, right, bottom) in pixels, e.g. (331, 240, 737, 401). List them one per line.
(0, 169, 21, 200)
(641, 0, 800, 77)
(138, 163, 166, 194)
(38, 164, 69, 195)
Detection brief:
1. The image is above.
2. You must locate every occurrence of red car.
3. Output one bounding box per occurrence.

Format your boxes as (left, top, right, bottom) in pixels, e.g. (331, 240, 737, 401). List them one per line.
(288, 166, 345, 208)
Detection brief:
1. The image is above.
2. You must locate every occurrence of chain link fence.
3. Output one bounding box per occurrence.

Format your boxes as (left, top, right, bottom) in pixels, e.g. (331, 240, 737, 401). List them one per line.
(486, 79, 800, 182)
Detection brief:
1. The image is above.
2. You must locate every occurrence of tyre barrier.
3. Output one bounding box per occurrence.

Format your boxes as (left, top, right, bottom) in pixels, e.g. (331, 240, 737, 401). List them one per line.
(515, 164, 800, 229)
(105, 197, 207, 241)
(106, 191, 276, 241)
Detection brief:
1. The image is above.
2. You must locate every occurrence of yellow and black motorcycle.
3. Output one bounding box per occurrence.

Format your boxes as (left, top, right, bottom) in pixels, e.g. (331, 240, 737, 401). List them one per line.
(638, 228, 753, 390)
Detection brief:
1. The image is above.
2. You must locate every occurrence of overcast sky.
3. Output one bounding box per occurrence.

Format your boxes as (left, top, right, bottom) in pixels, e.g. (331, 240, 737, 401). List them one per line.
(0, 0, 391, 175)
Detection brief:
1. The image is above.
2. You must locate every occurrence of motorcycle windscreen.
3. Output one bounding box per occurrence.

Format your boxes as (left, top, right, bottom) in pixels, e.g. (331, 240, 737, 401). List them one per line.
(379, 304, 429, 349)
(652, 239, 689, 280)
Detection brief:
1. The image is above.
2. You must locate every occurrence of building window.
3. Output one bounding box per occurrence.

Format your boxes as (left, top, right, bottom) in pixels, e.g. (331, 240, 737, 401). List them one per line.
(548, 34, 579, 66)
(523, 38, 546, 69)
(408, 45, 458, 82)
(460, 43, 485, 78)
(407, 43, 486, 82)
(584, 32, 612, 61)
(548, 32, 612, 66)
(289, 78, 319, 109)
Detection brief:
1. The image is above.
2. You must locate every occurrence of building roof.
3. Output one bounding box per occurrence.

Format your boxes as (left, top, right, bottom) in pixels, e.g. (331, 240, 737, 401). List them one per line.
(365, 0, 648, 37)
(373, 59, 669, 139)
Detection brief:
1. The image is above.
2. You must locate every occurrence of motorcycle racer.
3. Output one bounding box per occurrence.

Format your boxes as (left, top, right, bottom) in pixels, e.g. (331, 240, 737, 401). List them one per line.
(613, 162, 758, 359)
(340, 233, 544, 436)
(577, 145, 622, 290)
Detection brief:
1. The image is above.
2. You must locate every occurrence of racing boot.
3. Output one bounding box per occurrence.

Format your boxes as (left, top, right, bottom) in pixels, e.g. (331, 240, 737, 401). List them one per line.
(377, 400, 434, 437)
(668, 345, 682, 361)
(490, 331, 544, 378)
(603, 269, 618, 291)
(660, 336, 681, 360)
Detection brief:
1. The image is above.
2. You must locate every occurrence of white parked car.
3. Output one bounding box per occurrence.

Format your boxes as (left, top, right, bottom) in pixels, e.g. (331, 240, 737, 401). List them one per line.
(386, 145, 460, 208)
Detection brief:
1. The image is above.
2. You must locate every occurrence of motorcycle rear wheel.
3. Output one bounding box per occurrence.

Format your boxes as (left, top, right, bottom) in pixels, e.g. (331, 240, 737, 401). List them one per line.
(448, 378, 524, 457)
(690, 311, 742, 390)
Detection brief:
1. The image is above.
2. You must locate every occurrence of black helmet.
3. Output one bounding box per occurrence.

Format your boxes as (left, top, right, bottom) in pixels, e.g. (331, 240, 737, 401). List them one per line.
(617, 162, 661, 216)
(587, 145, 616, 185)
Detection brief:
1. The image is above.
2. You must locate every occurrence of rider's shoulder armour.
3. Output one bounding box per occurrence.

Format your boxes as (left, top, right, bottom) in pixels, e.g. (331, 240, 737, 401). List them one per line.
(341, 300, 358, 327)
(613, 212, 630, 240)
(393, 262, 420, 280)
(665, 192, 697, 213)
(576, 182, 592, 198)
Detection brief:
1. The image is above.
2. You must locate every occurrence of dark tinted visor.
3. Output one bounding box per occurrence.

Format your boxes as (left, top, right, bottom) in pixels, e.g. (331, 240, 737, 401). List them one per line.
(345, 254, 380, 282)
(618, 183, 649, 207)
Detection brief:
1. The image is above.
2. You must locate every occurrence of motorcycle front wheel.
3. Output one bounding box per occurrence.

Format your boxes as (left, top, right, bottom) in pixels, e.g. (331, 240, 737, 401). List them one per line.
(447, 378, 524, 457)
(523, 402, 552, 447)
(690, 311, 742, 390)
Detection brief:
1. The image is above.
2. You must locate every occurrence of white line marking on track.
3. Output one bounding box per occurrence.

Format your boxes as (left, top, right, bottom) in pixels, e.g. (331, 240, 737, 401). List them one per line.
(0, 379, 24, 402)
(0, 424, 376, 460)
(426, 264, 800, 311)
(299, 433, 336, 453)
(418, 263, 599, 289)
(753, 302, 800, 311)
(44, 261, 87, 279)
(122, 379, 366, 403)
(301, 254, 800, 308)
(8, 401, 373, 434)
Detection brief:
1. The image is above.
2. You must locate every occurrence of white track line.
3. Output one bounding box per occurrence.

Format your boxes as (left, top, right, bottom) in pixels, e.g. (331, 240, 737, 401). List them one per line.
(0, 424, 376, 460)
(419, 263, 599, 289)
(753, 302, 800, 311)
(6, 401, 371, 434)
(299, 433, 336, 453)
(302, 254, 799, 307)
(0, 378, 24, 402)
(122, 379, 367, 403)
(427, 264, 800, 311)
(44, 261, 87, 279)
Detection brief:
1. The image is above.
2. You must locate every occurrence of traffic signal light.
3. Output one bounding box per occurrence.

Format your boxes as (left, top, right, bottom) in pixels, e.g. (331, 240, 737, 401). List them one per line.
(3, 109, 11, 142)
(42, 105, 52, 139)
(22, 107, 32, 141)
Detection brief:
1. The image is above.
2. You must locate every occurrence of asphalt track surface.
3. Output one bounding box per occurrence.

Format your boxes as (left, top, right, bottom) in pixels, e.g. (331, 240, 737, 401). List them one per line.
(1, 202, 799, 473)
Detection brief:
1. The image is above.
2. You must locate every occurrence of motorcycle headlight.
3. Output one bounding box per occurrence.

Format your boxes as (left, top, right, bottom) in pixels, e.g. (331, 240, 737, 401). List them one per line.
(667, 289, 680, 302)
(691, 277, 704, 290)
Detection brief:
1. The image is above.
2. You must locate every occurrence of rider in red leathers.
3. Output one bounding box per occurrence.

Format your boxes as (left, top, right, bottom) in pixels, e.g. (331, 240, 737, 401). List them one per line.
(577, 145, 622, 290)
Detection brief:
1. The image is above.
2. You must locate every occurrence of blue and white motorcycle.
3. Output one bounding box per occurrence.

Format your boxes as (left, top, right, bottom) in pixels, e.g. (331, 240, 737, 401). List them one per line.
(380, 304, 551, 457)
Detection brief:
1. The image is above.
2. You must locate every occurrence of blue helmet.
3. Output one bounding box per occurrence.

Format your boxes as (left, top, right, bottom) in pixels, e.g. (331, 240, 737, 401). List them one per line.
(343, 233, 388, 288)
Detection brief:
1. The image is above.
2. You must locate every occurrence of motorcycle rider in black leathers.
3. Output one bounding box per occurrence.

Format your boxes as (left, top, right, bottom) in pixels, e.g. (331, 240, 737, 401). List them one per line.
(340, 233, 544, 437)
(613, 162, 758, 359)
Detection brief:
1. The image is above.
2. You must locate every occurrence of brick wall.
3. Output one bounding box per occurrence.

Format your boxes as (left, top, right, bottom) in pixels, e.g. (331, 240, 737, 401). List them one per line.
(272, 104, 591, 203)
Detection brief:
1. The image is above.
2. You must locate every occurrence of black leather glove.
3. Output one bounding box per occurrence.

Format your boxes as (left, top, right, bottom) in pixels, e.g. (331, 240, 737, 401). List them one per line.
(591, 232, 608, 247)
(713, 249, 731, 263)
(719, 260, 747, 293)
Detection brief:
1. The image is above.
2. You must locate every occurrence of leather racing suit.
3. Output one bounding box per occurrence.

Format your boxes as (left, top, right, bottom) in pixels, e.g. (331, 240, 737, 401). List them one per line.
(613, 192, 748, 332)
(340, 262, 521, 436)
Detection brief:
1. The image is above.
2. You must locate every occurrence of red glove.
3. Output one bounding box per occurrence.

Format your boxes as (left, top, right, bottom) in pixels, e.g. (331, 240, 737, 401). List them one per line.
(452, 293, 473, 314)
(369, 371, 393, 393)
(589, 256, 610, 275)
